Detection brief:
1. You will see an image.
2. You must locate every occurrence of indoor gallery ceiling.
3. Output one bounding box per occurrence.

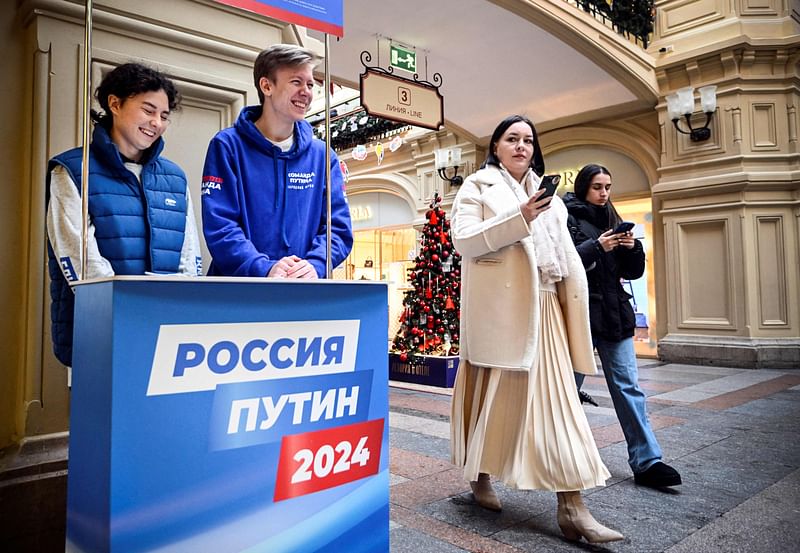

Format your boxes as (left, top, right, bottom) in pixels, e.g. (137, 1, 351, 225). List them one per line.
(310, 0, 650, 142)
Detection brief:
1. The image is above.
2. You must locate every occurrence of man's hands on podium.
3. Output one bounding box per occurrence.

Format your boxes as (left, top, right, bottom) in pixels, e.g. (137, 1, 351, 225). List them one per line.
(268, 255, 318, 279)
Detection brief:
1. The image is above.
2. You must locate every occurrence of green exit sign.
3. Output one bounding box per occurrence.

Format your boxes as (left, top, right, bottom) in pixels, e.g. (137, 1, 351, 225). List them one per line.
(390, 45, 416, 73)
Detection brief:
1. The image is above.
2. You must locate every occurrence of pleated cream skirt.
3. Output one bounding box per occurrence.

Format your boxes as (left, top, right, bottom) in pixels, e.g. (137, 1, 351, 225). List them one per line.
(450, 289, 610, 491)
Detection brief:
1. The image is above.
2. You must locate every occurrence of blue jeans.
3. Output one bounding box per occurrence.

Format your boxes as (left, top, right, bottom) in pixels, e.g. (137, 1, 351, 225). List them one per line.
(575, 337, 662, 474)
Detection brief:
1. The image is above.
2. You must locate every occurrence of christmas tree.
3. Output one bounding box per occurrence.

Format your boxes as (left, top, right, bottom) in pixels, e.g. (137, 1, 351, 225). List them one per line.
(391, 193, 462, 361)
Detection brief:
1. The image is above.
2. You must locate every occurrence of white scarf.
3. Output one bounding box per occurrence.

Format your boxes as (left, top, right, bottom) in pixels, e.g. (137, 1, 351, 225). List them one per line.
(499, 166, 569, 284)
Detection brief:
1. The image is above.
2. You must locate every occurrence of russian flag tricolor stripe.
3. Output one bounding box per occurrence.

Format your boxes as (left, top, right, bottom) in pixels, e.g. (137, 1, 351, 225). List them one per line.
(211, 0, 344, 37)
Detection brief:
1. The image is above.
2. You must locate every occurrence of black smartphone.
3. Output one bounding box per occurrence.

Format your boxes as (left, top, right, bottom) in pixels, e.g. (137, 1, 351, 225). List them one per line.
(613, 221, 635, 234)
(539, 175, 561, 200)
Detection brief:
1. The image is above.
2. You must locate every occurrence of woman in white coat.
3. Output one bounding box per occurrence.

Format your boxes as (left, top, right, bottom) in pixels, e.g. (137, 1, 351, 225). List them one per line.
(449, 115, 623, 544)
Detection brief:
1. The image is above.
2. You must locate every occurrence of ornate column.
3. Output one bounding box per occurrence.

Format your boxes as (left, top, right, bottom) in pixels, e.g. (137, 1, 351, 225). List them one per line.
(651, 4, 800, 367)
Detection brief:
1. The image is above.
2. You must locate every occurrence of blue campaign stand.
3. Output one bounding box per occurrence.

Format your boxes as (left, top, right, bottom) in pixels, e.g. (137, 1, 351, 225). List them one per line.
(66, 277, 389, 553)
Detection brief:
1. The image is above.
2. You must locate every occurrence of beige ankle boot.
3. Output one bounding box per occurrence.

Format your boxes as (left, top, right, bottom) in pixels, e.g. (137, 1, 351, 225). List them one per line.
(556, 491, 623, 543)
(470, 473, 501, 511)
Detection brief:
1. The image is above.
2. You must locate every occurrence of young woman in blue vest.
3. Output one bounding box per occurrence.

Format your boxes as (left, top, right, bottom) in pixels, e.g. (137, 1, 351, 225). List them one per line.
(563, 163, 681, 489)
(46, 63, 201, 367)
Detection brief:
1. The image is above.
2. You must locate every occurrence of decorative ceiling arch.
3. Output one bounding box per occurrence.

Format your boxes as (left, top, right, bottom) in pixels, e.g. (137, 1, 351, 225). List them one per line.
(319, 0, 659, 141)
(346, 173, 422, 214)
(491, 0, 658, 101)
(542, 122, 661, 184)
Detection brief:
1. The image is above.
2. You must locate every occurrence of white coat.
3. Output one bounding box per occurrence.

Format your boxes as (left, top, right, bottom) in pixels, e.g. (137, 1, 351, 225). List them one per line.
(451, 166, 596, 375)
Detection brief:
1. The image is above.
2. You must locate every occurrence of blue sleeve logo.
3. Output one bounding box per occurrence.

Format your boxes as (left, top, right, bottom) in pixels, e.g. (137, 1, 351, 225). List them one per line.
(60, 257, 78, 281)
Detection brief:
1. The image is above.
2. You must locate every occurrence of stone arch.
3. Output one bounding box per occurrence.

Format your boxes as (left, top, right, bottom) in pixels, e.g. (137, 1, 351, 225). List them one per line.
(494, 0, 658, 102)
(345, 173, 421, 215)
(542, 122, 660, 186)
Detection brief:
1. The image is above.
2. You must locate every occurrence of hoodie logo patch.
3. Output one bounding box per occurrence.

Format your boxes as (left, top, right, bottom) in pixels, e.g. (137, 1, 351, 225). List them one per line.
(202, 175, 223, 195)
(287, 171, 315, 190)
(165, 198, 177, 207)
(60, 257, 78, 282)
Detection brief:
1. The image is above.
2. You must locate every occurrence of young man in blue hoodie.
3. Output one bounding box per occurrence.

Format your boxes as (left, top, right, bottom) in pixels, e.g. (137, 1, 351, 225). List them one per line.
(201, 44, 353, 278)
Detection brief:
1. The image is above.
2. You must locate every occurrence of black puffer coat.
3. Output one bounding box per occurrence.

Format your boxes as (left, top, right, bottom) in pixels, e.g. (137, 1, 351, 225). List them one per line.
(563, 192, 645, 342)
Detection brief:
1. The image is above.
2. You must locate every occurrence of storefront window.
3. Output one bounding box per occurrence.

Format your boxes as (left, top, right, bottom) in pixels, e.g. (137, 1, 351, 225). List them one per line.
(342, 227, 417, 341)
(614, 198, 656, 358)
(345, 228, 416, 280)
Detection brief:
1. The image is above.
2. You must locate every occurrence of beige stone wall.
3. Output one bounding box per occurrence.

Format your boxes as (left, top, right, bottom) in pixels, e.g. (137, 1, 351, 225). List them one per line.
(0, 2, 31, 449)
(651, 0, 800, 367)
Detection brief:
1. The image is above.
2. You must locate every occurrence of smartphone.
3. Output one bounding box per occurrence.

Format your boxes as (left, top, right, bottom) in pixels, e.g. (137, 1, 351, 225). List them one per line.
(613, 221, 635, 234)
(539, 175, 561, 200)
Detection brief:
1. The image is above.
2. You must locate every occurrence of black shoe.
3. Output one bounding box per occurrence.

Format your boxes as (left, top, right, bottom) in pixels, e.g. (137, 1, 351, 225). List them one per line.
(578, 390, 598, 407)
(634, 462, 682, 488)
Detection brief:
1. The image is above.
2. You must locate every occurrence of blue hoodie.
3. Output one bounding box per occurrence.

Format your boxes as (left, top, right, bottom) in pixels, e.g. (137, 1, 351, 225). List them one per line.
(202, 106, 353, 277)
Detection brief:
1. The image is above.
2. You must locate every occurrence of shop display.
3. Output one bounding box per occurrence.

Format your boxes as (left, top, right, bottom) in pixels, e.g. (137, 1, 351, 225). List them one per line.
(391, 192, 462, 360)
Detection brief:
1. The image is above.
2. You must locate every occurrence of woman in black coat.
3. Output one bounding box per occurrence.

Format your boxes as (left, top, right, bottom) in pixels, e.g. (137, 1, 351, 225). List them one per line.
(563, 163, 681, 489)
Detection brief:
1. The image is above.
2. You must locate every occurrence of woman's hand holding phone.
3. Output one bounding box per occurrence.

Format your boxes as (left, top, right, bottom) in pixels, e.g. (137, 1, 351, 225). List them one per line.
(520, 175, 559, 222)
(520, 187, 553, 222)
(617, 231, 635, 249)
(598, 228, 634, 252)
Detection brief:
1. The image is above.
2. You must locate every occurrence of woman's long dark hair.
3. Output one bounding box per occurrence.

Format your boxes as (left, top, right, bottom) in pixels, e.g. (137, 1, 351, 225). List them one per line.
(574, 163, 622, 229)
(482, 114, 545, 177)
(91, 63, 181, 129)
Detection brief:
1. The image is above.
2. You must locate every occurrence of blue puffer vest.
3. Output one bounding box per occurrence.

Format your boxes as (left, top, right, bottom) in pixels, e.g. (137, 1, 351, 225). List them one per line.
(46, 124, 188, 366)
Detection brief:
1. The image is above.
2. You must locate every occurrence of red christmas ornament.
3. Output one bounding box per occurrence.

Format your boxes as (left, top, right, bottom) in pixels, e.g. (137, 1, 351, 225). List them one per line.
(445, 296, 455, 310)
(431, 254, 439, 262)
(429, 210, 439, 225)
(399, 352, 408, 362)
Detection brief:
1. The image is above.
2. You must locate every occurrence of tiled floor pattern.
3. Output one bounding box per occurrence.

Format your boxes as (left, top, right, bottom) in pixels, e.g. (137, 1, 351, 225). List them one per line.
(387, 363, 800, 552)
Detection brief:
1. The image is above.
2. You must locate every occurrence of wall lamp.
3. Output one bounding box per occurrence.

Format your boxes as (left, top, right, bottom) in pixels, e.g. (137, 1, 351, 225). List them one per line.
(665, 85, 717, 142)
(435, 147, 463, 185)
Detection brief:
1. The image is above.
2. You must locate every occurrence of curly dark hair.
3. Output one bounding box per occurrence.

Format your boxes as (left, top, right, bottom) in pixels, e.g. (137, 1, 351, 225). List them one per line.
(92, 63, 181, 128)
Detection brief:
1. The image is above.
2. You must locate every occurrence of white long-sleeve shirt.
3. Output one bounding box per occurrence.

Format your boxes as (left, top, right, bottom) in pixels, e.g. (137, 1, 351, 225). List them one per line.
(46, 163, 202, 282)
